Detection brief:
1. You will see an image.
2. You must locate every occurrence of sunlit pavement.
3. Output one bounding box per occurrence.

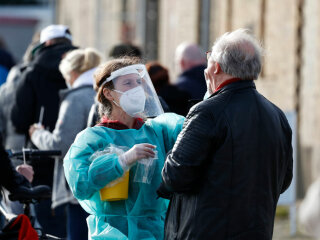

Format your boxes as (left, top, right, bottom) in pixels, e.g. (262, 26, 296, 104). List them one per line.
(273, 217, 315, 240)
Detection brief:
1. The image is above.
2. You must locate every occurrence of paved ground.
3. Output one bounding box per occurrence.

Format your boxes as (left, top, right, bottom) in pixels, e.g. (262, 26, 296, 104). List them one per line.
(273, 216, 315, 240)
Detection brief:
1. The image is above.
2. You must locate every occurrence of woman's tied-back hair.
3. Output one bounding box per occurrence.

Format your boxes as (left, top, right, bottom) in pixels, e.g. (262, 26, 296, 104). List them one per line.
(94, 57, 141, 118)
(59, 47, 101, 80)
(210, 28, 264, 80)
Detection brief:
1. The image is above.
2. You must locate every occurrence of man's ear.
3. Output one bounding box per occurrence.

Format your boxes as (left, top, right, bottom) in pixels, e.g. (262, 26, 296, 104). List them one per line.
(180, 58, 187, 71)
(103, 88, 114, 101)
(214, 62, 221, 74)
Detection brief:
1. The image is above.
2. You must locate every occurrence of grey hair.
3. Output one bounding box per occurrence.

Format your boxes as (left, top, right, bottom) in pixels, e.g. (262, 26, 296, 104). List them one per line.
(210, 29, 263, 80)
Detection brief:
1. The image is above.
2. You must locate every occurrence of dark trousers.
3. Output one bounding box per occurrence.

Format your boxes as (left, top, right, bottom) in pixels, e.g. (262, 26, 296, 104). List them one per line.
(35, 199, 67, 238)
(67, 203, 89, 240)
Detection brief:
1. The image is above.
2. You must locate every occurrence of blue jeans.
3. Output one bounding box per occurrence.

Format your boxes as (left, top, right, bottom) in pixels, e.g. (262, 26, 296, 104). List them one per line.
(67, 203, 89, 240)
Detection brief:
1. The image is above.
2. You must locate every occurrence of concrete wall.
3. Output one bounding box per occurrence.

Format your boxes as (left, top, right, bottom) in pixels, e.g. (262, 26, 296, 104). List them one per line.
(158, 0, 200, 82)
(57, 0, 122, 60)
(208, 0, 297, 112)
(0, 5, 54, 61)
(299, 0, 320, 193)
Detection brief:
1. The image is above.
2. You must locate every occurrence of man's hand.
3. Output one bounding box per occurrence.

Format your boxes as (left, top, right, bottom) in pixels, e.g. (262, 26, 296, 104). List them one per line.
(28, 123, 44, 137)
(16, 164, 34, 183)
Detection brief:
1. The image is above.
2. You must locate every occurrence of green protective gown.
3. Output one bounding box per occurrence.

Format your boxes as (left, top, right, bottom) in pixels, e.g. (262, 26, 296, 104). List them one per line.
(64, 113, 185, 240)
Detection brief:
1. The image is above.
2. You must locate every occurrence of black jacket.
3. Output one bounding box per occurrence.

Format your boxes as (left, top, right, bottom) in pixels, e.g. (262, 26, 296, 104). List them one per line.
(158, 85, 191, 116)
(160, 80, 293, 240)
(175, 65, 207, 100)
(10, 43, 76, 187)
(11, 43, 76, 136)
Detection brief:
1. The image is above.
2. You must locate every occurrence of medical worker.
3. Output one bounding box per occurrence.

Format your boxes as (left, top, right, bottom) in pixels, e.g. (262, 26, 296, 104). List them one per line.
(63, 57, 185, 239)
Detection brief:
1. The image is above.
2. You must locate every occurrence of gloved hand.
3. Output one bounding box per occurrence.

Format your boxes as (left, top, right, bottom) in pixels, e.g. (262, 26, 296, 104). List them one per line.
(118, 143, 156, 170)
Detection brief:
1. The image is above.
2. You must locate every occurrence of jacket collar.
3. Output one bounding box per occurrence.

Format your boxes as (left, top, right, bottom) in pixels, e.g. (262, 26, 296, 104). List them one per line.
(72, 68, 96, 89)
(33, 43, 76, 69)
(59, 85, 93, 102)
(208, 80, 256, 99)
(58, 68, 96, 101)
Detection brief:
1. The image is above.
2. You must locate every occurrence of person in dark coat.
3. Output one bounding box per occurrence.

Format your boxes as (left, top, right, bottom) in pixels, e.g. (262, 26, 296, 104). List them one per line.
(10, 24, 77, 238)
(0, 131, 32, 228)
(158, 29, 293, 240)
(146, 61, 191, 116)
(0, 133, 32, 197)
(174, 42, 207, 101)
(0, 34, 40, 151)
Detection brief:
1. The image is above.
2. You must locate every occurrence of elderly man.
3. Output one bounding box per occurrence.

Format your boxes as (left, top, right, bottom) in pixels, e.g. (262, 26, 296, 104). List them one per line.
(159, 29, 293, 240)
(174, 42, 207, 100)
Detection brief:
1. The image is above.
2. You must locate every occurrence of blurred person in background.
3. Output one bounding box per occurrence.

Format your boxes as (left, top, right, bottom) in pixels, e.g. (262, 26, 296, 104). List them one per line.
(0, 131, 33, 228)
(0, 37, 15, 86)
(64, 58, 184, 239)
(108, 43, 142, 59)
(11, 24, 77, 238)
(174, 42, 207, 101)
(28, 48, 101, 240)
(146, 61, 191, 116)
(0, 33, 40, 218)
(0, 32, 40, 152)
(159, 29, 293, 240)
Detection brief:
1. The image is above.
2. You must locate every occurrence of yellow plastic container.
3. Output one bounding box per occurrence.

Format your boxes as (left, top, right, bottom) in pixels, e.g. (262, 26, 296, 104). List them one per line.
(99, 171, 130, 201)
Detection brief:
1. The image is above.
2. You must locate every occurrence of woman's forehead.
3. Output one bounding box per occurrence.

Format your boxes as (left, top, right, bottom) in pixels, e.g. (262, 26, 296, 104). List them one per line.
(116, 73, 140, 81)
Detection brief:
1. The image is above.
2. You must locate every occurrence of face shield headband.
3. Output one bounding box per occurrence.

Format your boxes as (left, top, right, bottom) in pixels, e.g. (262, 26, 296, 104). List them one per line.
(100, 64, 147, 87)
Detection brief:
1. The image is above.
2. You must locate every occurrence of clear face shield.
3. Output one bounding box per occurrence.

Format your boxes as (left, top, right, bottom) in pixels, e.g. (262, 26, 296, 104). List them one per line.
(103, 64, 164, 118)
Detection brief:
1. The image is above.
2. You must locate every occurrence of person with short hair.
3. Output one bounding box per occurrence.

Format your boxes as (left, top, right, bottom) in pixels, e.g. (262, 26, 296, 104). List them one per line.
(108, 43, 142, 59)
(174, 42, 207, 100)
(64, 58, 184, 239)
(159, 29, 293, 240)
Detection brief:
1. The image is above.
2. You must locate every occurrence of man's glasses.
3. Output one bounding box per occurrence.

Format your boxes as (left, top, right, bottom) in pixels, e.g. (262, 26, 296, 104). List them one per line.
(206, 51, 212, 61)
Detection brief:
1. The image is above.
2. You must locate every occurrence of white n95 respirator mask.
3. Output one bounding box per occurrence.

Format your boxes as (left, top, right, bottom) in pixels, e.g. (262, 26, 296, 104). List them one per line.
(113, 86, 146, 117)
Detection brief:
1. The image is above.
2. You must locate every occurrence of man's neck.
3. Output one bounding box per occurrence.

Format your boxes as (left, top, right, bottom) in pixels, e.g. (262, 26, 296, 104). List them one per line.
(214, 74, 240, 91)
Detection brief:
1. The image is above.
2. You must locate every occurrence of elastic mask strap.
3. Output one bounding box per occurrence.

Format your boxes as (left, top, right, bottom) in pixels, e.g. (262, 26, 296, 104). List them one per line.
(112, 100, 121, 107)
(113, 89, 124, 94)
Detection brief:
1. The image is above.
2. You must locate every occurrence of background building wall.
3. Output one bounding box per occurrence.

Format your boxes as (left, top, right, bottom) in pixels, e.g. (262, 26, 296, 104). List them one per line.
(300, 0, 320, 193)
(158, 0, 200, 82)
(57, 0, 122, 60)
(0, 5, 54, 61)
